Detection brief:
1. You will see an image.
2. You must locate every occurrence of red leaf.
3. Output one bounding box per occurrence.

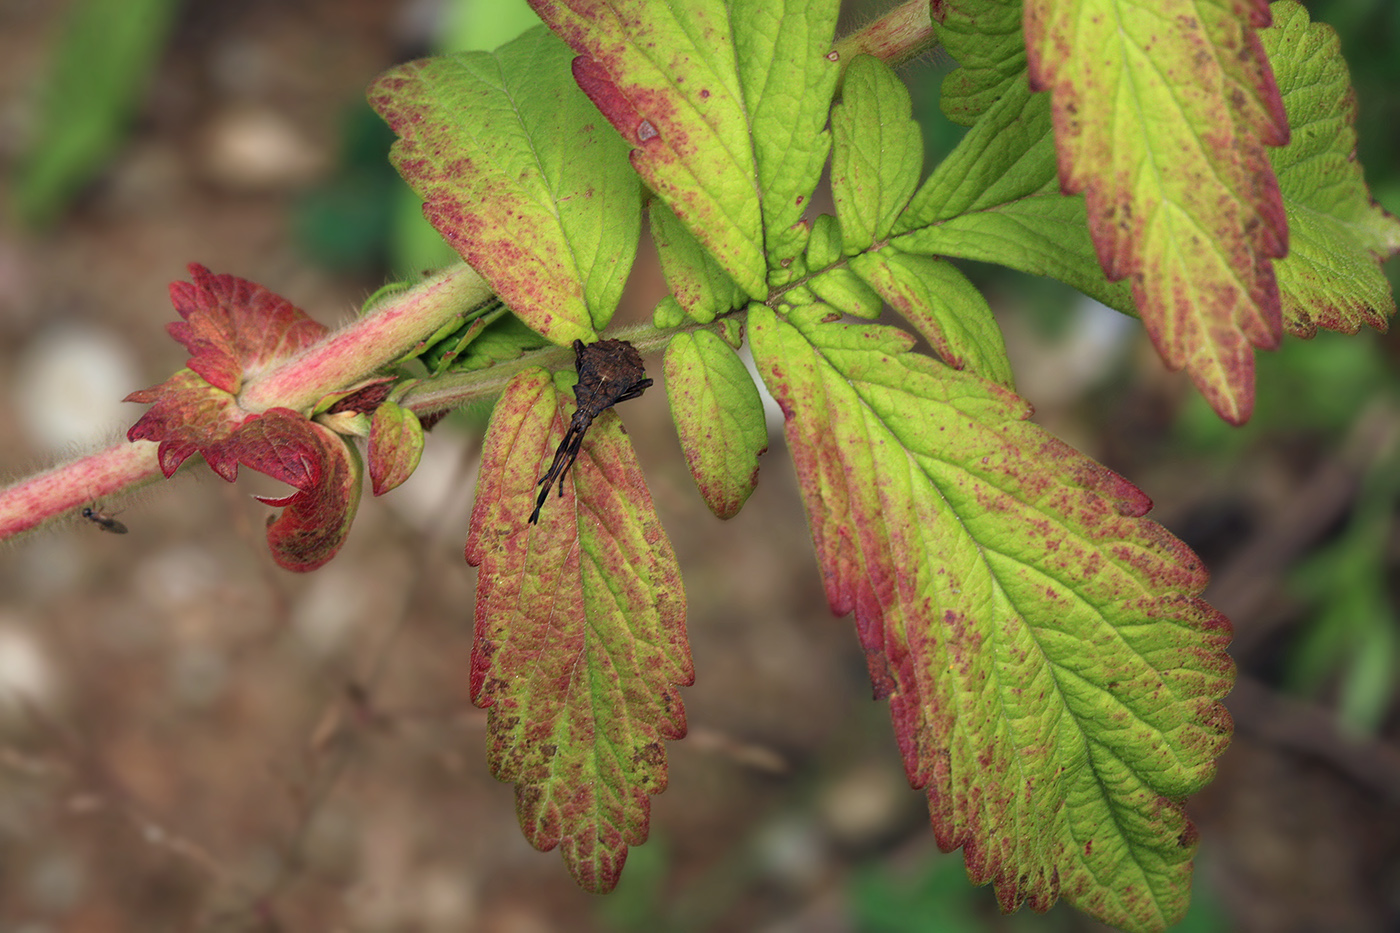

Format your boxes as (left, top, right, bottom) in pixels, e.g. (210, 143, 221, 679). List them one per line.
(126, 266, 359, 571)
(167, 263, 329, 394)
(240, 410, 362, 572)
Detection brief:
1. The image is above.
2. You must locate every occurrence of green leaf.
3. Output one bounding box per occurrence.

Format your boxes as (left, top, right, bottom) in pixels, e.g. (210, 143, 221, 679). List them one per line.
(934, 0, 1028, 127)
(465, 368, 693, 893)
(830, 56, 922, 253)
(369, 27, 640, 345)
(893, 35, 1135, 315)
(663, 329, 768, 519)
(848, 251, 1014, 387)
(808, 267, 883, 320)
(1263, 2, 1400, 337)
(894, 193, 1137, 317)
(731, 0, 842, 279)
(805, 213, 845, 271)
(419, 301, 511, 375)
(454, 313, 552, 373)
(649, 199, 747, 325)
(368, 401, 424, 496)
(535, 0, 767, 300)
(1023, 0, 1291, 425)
(11, 0, 180, 227)
(748, 305, 1233, 933)
(897, 78, 1057, 232)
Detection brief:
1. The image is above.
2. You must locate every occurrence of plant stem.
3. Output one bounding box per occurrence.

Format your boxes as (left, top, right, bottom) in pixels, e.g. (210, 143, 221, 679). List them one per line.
(833, 0, 937, 70)
(400, 317, 718, 417)
(241, 263, 493, 414)
(0, 441, 164, 539)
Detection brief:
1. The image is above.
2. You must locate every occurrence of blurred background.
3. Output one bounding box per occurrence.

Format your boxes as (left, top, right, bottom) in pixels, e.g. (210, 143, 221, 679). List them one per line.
(0, 0, 1397, 930)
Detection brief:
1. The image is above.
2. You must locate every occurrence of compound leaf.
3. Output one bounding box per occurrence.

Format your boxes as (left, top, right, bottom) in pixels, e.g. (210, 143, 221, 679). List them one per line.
(465, 368, 693, 893)
(748, 305, 1233, 933)
(1263, 2, 1400, 337)
(369, 27, 640, 345)
(1024, 0, 1290, 424)
(664, 328, 768, 519)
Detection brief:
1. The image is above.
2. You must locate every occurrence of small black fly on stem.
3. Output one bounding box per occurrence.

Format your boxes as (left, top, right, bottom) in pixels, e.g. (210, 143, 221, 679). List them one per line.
(82, 505, 128, 534)
(529, 338, 653, 524)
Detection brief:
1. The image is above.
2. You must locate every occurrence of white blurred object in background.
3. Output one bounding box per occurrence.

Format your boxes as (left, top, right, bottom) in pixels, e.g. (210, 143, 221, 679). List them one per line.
(14, 323, 140, 454)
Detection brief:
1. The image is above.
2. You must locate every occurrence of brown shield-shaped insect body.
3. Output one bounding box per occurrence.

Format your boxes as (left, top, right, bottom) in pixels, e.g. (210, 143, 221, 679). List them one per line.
(529, 339, 653, 524)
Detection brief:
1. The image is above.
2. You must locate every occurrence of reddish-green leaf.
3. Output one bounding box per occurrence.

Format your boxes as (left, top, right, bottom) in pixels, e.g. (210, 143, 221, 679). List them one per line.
(892, 69, 1137, 316)
(663, 328, 767, 519)
(830, 55, 922, 253)
(1024, 0, 1290, 424)
(239, 410, 363, 573)
(749, 305, 1232, 933)
(368, 400, 424, 497)
(849, 250, 1014, 387)
(126, 369, 251, 480)
(531, 0, 767, 299)
(465, 368, 693, 893)
(369, 27, 640, 345)
(1263, 2, 1400, 337)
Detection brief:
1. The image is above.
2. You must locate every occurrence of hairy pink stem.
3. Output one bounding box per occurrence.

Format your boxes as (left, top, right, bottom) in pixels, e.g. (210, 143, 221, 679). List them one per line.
(240, 263, 493, 414)
(0, 441, 163, 539)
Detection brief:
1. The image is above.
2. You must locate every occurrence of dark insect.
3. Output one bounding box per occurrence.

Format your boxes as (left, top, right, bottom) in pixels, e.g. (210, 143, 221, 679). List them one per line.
(81, 505, 128, 534)
(529, 338, 653, 524)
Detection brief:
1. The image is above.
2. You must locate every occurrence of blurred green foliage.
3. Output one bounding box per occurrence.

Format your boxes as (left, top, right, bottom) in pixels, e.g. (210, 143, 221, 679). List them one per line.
(10, 0, 181, 228)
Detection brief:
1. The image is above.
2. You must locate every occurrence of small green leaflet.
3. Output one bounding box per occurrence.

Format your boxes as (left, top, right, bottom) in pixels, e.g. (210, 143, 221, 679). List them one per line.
(465, 368, 693, 893)
(663, 328, 768, 519)
(730, 0, 841, 278)
(848, 251, 1014, 387)
(369, 27, 640, 346)
(1024, 0, 1290, 425)
(808, 266, 883, 320)
(892, 29, 1134, 316)
(897, 77, 1058, 231)
(368, 401, 424, 497)
(650, 199, 746, 325)
(748, 305, 1233, 933)
(934, 0, 1027, 127)
(1263, 2, 1400, 337)
(830, 55, 921, 253)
